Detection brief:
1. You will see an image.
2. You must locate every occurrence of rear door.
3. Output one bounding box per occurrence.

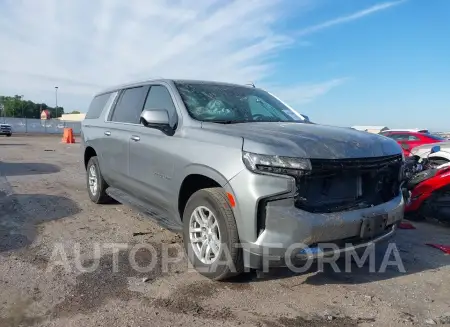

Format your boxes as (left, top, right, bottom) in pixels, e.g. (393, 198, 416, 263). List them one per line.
(102, 85, 149, 189)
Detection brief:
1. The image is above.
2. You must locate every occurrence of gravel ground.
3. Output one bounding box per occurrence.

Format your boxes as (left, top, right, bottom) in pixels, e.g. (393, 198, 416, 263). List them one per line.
(0, 135, 449, 327)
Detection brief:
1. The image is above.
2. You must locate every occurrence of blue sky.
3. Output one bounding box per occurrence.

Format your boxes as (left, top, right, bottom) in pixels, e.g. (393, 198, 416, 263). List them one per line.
(0, 0, 449, 130)
(274, 0, 450, 131)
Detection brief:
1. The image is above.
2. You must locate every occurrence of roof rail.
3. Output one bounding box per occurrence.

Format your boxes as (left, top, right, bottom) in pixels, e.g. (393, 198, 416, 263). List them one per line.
(245, 82, 255, 88)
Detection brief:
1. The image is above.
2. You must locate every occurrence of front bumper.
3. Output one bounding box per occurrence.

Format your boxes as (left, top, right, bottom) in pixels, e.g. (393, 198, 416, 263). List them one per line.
(225, 169, 405, 269)
(244, 224, 399, 269)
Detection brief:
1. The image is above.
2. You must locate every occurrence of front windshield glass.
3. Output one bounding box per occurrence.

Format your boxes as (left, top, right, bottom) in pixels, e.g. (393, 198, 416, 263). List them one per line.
(174, 82, 304, 123)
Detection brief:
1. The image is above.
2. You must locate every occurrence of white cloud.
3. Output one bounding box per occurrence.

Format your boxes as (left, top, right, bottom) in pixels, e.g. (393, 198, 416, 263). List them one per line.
(0, 1, 287, 101)
(296, 0, 407, 37)
(0, 0, 402, 111)
(267, 78, 349, 107)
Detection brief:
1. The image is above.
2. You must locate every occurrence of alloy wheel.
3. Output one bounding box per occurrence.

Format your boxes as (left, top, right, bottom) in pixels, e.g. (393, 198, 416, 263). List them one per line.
(88, 164, 98, 196)
(189, 206, 221, 264)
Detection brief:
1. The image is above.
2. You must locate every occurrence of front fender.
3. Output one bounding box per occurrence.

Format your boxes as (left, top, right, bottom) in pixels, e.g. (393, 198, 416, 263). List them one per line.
(179, 164, 237, 188)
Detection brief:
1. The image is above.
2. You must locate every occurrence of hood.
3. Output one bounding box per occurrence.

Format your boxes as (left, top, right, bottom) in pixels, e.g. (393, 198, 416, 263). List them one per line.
(201, 122, 402, 159)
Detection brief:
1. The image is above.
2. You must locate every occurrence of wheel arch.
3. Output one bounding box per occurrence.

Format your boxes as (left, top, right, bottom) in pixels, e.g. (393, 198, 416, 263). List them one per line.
(177, 165, 233, 220)
(84, 146, 97, 169)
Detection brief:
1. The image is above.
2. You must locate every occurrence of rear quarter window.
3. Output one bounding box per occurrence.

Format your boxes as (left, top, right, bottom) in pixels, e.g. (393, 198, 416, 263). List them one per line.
(85, 92, 115, 119)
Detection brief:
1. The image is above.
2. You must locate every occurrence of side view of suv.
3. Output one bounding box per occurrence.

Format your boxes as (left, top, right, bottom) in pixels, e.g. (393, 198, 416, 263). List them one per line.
(81, 79, 405, 280)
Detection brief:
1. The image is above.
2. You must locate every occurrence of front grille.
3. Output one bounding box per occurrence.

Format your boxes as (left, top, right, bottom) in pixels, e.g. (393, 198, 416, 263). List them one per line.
(295, 154, 403, 213)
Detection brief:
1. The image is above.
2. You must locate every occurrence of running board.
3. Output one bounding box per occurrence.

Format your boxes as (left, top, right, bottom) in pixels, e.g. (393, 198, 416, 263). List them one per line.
(106, 187, 182, 232)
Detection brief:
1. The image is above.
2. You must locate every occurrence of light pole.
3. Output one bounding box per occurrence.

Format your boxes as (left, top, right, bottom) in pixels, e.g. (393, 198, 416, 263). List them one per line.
(55, 86, 58, 118)
(20, 95, 24, 118)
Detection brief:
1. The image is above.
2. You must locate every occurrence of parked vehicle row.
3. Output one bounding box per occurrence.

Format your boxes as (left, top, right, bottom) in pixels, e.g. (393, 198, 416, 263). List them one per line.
(81, 79, 405, 280)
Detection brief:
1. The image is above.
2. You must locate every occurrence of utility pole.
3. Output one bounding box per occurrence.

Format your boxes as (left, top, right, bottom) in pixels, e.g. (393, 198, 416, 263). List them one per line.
(55, 86, 59, 118)
(20, 95, 24, 117)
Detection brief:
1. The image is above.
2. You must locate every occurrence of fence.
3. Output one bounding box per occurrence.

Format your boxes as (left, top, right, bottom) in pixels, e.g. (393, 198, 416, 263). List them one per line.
(0, 117, 81, 135)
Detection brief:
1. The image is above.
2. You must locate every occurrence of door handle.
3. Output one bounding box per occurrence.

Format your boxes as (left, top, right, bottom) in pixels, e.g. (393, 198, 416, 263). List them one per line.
(104, 131, 111, 136)
(131, 135, 140, 142)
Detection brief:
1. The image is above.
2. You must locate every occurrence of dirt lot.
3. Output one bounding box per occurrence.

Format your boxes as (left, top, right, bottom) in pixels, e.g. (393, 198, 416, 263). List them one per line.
(1, 135, 450, 327)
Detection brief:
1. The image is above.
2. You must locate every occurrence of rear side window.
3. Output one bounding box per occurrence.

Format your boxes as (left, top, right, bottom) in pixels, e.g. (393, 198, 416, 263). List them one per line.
(85, 93, 114, 119)
(110, 86, 149, 124)
(389, 133, 410, 141)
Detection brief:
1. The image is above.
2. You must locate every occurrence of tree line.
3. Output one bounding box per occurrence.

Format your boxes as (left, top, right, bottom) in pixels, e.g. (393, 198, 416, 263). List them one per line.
(0, 94, 77, 118)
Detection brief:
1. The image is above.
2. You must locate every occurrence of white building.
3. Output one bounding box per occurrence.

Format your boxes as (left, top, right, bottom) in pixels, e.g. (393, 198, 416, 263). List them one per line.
(351, 126, 389, 134)
(59, 113, 86, 121)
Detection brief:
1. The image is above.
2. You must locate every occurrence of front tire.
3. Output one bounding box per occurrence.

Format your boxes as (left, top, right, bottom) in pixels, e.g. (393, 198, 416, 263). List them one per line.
(6, 134, 11, 137)
(183, 188, 243, 281)
(86, 156, 112, 204)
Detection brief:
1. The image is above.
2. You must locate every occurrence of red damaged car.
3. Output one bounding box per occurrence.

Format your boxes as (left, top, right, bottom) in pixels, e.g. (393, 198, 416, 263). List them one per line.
(379, 129, 446, 157)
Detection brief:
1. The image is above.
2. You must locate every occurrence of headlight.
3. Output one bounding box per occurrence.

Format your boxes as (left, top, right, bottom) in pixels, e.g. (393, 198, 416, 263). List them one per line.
(242, 151, 311, 177)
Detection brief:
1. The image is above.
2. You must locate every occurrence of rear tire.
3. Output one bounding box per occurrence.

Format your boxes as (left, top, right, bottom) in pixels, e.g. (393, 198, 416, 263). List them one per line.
(86, 156, 112, 204)
(183, 187, 243, 281)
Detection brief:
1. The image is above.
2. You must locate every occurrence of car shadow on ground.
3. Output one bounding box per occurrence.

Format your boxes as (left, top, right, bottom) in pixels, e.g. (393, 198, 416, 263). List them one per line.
(232, 223, 450, 285)
(0, 161, 60, 176)
(0, 192, 81, 252)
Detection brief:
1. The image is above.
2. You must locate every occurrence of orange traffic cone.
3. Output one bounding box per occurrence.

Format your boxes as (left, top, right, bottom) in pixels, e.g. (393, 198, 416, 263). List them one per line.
(61, 128, 75, 143)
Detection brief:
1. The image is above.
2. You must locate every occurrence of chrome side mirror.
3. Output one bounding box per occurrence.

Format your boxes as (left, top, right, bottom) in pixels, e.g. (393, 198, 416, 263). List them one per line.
(140, 109, 170, 126)
(140, 109, 174, 136)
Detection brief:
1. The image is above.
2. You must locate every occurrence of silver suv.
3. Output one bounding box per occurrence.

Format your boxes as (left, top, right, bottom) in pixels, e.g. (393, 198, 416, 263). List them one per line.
(81, 79, 405, 280)
(0, 123, 12, 137)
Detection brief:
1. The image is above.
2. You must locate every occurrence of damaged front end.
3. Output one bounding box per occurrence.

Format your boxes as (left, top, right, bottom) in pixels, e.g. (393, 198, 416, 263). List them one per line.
(242, 151, 404, 213)
(295, 155, 403, 213)
(234, 151, 405, 268)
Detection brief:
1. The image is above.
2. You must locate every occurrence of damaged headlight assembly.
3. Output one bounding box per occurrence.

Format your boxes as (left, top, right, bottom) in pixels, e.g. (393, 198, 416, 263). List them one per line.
(242, 151, 311, 177)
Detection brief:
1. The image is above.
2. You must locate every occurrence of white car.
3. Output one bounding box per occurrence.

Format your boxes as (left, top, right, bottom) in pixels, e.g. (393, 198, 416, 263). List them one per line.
(410, 141, 450, 165)
(384, 128, 430, 133)
(0, 123, 12, 137)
